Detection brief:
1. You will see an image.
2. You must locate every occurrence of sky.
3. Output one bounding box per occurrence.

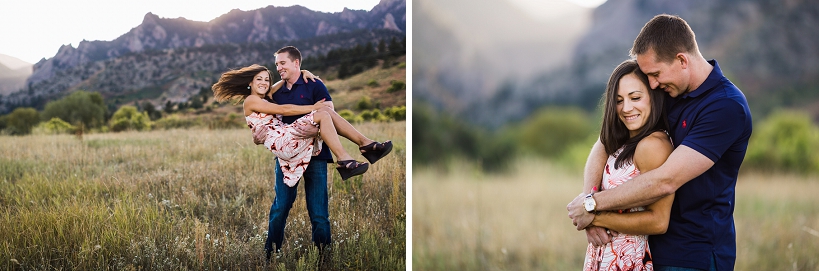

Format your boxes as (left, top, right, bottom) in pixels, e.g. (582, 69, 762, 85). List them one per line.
(0, 0, 382, 65)
(506, 0, 607, 20)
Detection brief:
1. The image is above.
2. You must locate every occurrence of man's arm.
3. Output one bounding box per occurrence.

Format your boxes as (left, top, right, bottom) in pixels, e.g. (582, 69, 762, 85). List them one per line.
(590, 132, 675, 235)
(597, 145, 712, 210)
(569, 145, 713, 229)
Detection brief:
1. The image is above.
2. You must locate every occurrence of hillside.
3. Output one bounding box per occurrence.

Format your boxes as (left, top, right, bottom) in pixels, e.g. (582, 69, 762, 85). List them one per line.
(0, 0, 405, 114)
(415, 0, 819, 128)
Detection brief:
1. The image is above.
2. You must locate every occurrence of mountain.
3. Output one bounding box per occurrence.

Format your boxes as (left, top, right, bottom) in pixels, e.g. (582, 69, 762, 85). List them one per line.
(0, 0, 405, 113)
(412, 0, 592, 120)
(416, 0, 819, 128)
(0, 54, 31, 95)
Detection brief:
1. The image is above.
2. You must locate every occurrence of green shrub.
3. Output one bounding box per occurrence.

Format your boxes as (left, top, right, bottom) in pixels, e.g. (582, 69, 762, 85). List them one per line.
(33, 117, 77, 135)
(207, 113, 246, 130)
(367, 79, 379, 87)
(360, 109, 374, 121)
(338, 109, 357, 123)
(745, 110, 819, 173)
(412, 101, 515, 172)
(384, 106, 406, 121)
(356, 96, 375, 110)
(370, 109, 388, 122)
(153, 114, 200, 130)
(110, 105, 151, 132)
(4, 107, 40, 135)
(386, 80, 405, 93)
(516, 107, 593, 158)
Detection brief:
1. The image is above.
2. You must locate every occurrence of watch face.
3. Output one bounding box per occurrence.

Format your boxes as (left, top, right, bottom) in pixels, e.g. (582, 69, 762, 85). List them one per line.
(584, 197, 595, 211)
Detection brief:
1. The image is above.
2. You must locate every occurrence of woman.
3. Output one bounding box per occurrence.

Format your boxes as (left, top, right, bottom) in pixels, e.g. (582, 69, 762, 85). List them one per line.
(211, 64, 392, 184)
(582, 60, 674, 271)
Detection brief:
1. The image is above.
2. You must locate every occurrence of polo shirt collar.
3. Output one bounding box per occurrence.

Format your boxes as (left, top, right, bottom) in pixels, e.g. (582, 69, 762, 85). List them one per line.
(681, 60, 722, 99)
(282, 74, 305, 92)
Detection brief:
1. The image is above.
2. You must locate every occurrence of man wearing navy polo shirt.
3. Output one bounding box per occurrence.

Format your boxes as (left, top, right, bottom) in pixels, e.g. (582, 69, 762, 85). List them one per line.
(568, 14, 752, 270)
(262, 46, 335, 259)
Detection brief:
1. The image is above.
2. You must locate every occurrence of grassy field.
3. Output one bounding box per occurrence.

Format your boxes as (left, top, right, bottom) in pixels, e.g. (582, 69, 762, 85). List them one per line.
(412, 159, 819, 270)
(0, 121, 406, 270)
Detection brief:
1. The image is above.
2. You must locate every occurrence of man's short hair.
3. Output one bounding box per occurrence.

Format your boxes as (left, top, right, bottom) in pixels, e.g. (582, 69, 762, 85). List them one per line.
(276, 46, 302, 63)
(630, 14, 697, 63)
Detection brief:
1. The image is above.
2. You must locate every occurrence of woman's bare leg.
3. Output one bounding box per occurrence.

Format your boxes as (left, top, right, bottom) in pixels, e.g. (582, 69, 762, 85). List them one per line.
(315, 107, 375, 147)
(312, 110, 355, 161)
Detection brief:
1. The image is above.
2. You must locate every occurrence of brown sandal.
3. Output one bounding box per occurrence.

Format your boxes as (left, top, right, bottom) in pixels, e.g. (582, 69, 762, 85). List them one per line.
(359, 141, 393, 164)
(336, 160, 369, 180)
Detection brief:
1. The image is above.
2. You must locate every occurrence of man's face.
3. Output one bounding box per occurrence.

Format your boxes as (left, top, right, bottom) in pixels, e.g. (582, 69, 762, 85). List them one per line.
(275, 52, 300, 83)
(636, 48, 689, 98)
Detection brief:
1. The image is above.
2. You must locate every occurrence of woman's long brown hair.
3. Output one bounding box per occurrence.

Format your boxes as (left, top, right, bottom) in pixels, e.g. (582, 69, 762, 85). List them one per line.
(599, 59, 668, 169)
(212, 64, 271, 102)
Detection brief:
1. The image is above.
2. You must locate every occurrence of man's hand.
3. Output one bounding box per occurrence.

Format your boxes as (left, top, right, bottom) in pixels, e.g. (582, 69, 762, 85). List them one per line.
(252, 125, 266, 145)
(585, 226, 612, 247)
(567, 192, 595, 230)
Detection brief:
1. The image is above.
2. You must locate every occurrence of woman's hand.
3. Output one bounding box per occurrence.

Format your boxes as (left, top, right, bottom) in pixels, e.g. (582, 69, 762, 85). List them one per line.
(302, 70, 322, 82)
(313, 98, 330, 111)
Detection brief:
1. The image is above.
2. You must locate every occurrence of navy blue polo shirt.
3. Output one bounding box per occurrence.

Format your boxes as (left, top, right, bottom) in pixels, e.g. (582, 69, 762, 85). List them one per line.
(269, 74, 334, 161)
(650, 60, 752, 270)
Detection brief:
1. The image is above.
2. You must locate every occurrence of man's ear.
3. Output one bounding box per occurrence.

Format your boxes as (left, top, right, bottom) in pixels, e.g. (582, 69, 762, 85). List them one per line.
(676, 53, 689, 69)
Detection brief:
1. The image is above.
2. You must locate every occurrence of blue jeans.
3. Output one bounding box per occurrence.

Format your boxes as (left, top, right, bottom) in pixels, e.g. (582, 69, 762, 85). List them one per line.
(265, 158, 332, 252)
(655, 254, 718, 271)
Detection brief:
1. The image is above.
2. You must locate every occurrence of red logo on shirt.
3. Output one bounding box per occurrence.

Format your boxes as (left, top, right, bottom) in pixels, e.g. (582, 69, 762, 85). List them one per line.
(682, 120, 687, 128)
(300, 95, 304, 98)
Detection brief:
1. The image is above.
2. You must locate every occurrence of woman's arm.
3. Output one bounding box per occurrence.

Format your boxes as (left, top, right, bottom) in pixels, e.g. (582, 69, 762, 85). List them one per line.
(244, 95, 325, 116)
(266, 70, 322, 100)
(590, 132, 675, 235)
(583, 139, 606, 194)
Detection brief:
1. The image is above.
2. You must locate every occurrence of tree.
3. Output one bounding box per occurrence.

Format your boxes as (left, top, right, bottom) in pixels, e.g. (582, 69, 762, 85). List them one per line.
(388, 37, 404, 57)
(4, 107, 40, 135)
(140, 101, 161, 121)
(164, 101, 175, 114)
(41, 90, 106, 129)
(190, 97, 203, 109)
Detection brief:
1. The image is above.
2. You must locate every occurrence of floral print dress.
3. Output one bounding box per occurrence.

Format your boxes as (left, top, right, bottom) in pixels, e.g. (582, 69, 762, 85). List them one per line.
(246, 111, 322, 187)
(583, 146, 653, 271)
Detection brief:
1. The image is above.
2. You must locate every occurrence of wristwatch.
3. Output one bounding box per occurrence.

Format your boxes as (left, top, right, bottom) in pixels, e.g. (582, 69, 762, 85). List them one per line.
(583, 193, 597, 213)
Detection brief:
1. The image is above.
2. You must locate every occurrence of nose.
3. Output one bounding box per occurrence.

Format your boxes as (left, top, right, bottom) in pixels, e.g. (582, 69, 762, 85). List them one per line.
(623, 100, 634, 112)
(650, 78, 660, 89)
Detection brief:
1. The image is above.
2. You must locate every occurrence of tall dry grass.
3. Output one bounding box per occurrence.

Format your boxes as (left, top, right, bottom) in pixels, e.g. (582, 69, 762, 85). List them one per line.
(412, 158, 819, 270)
(0, 121, 405, 270)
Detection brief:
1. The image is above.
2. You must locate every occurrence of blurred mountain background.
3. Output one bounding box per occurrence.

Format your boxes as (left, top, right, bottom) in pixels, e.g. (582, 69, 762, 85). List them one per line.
(0, 0, 406, 114)
(0, 54, 32, 95)
(413, 0, 819, 173)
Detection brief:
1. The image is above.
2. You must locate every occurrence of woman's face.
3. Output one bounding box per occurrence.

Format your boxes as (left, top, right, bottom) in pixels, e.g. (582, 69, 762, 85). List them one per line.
(616, 73, 652, 138)
(250, 70, 270, 96)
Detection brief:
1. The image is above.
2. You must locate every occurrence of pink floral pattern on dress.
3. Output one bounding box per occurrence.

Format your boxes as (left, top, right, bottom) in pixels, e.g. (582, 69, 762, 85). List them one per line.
(583, 147, 653, 271)
(246, 111, 322, 187)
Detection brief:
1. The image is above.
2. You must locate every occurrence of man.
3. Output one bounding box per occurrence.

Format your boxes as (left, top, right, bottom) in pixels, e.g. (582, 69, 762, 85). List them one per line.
(567, 14, 752, 271)
(257, 46, 335, 260)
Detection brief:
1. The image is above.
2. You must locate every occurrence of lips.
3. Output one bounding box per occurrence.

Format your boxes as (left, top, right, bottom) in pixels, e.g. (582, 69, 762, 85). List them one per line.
(624, 114, 640, 121)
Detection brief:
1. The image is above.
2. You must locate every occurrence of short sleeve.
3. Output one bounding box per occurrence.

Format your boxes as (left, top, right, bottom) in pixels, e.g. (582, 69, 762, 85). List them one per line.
(680, 98, 749, 162)
(312, 81, 332, 102)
